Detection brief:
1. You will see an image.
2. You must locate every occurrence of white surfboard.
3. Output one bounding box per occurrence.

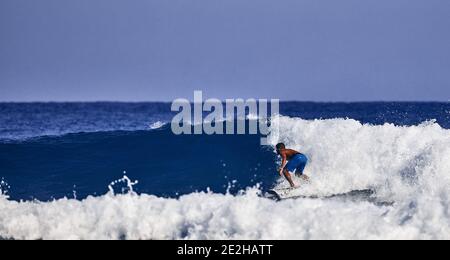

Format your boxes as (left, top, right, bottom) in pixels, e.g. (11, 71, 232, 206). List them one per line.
(267, 177, 311, 200)
(267, 187, 301, 200)
(266, 188, 388, 204)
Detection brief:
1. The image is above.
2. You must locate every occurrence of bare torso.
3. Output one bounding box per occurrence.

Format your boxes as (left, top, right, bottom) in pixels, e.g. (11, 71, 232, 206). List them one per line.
(280, 149, 301, 160)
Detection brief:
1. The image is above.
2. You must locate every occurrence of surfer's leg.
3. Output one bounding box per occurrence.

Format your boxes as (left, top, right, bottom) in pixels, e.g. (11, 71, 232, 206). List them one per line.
(295, 155, 309, 179)
(283, 169, 297, 188)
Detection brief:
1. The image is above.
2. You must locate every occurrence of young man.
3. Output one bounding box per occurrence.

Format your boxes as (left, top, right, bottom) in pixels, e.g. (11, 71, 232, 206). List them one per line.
(276, 143, 309, 188)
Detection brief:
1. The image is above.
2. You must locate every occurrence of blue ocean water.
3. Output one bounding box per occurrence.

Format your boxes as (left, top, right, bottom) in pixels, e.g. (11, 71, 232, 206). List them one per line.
(1, 102, 449, 201)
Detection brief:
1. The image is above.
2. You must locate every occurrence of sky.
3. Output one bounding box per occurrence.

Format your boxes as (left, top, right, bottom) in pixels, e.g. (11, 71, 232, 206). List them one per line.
(1, 0, 450, 102)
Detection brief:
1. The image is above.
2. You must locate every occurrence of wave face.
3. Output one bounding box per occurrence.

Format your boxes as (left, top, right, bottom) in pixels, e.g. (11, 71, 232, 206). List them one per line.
(1, 102, 450, 239)
(0, 128, 276, 201)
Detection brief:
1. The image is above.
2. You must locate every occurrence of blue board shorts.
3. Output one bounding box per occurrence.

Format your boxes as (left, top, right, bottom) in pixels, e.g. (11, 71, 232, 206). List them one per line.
(284, 154, 308, 175)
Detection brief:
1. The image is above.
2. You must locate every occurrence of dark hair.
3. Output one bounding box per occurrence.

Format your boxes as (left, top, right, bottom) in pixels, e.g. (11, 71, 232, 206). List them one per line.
(276, 143, 285, 150)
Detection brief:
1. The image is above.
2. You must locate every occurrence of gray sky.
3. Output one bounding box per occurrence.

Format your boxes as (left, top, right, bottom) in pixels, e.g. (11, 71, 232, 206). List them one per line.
(1, 0, 450, 102)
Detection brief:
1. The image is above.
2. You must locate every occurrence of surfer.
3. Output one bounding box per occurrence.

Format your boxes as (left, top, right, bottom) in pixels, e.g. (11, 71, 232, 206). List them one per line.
(275, 143, 309, 188)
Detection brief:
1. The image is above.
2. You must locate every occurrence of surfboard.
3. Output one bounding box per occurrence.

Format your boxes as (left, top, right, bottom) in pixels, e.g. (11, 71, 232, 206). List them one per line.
(266, 177, 311, 200)
(265, 188, 393, 206)
(266, 187, 300, 200)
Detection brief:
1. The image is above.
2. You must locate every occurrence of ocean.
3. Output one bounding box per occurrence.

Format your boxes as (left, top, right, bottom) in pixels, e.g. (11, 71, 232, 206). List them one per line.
(1, 102, 449, 239)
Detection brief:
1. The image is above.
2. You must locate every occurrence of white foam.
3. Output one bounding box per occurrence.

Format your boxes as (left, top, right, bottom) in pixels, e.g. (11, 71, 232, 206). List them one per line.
(149, 121, 166, 130)
(1, 117, 450, 240)
(268, 117, 450, 200)
(0, 186, 448, 240)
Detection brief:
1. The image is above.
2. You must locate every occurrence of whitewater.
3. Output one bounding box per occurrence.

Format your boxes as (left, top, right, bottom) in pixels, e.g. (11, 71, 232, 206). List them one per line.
(1, 116, 450, 240)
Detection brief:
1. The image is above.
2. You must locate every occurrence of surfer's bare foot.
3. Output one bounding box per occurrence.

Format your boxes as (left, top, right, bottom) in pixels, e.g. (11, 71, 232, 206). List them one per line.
(300, 175, 310, 182)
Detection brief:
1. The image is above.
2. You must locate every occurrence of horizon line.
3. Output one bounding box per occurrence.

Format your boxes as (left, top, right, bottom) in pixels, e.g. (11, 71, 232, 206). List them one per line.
(0, 100, 449, 104)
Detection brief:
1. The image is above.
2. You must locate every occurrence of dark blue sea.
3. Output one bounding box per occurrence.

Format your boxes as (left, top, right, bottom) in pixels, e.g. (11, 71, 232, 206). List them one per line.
(1, 102, 449, 239)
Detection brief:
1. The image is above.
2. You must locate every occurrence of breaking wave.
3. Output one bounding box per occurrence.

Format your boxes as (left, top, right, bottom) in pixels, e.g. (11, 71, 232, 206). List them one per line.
(1, 116, 450, 240)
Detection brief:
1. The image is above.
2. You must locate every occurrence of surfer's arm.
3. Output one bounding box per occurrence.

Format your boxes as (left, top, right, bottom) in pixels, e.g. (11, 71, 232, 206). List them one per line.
(278, 153, 287, 176)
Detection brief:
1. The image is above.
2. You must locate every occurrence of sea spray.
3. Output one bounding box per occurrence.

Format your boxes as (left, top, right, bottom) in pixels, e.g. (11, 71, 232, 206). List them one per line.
(0, 178, 10, 199)
(108, 173, 139, 195)
(149, 121, 166, 130)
